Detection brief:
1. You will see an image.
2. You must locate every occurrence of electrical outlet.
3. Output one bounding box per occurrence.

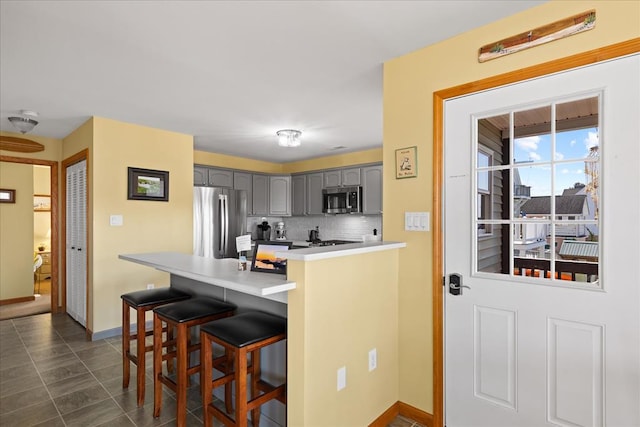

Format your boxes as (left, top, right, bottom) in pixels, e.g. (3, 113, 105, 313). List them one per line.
(146, 283, 154, 290)
(368, 348, 377, 372)
(337, 366, 346, 391)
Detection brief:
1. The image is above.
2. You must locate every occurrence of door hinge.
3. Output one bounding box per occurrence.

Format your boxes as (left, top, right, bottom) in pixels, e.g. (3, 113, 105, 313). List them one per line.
(443, 276, 446, 287)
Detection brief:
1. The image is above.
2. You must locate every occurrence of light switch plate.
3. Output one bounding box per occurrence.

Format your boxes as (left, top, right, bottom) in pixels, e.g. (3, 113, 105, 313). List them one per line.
(110, 215, 123, 226)
(405, 212, 429, 231)
(337, 366, 346, 391)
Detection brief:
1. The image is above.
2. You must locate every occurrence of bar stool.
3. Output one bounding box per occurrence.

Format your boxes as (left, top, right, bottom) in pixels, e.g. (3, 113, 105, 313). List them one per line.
(121, 288, 190, 407)
(200, 311, 287, 427)
(153, 296, 236, 426)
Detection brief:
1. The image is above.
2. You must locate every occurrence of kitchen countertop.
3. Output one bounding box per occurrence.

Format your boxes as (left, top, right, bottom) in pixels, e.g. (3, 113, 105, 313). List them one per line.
(118, 252, 296, 301)
(282, 241, 406, 261)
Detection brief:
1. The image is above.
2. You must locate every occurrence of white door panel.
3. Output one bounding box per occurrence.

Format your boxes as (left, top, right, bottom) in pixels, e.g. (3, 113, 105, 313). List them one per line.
(445, 55, 639, 426)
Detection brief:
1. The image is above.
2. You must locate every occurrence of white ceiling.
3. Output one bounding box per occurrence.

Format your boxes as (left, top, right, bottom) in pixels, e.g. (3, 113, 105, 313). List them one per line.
(0, 1, 544, 163)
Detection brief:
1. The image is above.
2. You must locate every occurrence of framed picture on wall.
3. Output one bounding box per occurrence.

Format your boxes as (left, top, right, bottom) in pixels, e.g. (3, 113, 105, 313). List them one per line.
(0, 189, 16, 203)
(33, 194, 51, 211)
(395, 146, 417, 179)
(127, 167, 169, 201)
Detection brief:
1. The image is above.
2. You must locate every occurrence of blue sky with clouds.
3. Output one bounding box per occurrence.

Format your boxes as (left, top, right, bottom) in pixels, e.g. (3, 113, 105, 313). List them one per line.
(514, 127, 598, 196)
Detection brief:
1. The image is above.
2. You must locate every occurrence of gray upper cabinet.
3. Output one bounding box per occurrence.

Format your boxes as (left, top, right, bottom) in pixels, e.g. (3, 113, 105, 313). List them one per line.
(233, 172, 253, 214)
(306, 172, 324, 215)
(324, 167, 361, 187)
(342, 168, 361, 186)
(209, 168, 234, 187)
(362, 165, 383, 214)
(252, 174, 269, 216)
(194, 166, 208, 186)
(194, 166, 233, 187)
(269, 176, 291, 216)
(292, 175, 306, 216)
(323, 170, 342, 188)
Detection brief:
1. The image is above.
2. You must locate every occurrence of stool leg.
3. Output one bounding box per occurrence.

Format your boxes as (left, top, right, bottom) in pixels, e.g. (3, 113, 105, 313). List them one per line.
(122, 300, 130, 389)
(136, 306, 146, 407)
(201, 331, 213, 427)
(225, 349, 233, 414)
(251, 349, 261, 427)
(153, 314, 163, 418)
(176, 323, 188, 427)
(235, 347, 249, 427)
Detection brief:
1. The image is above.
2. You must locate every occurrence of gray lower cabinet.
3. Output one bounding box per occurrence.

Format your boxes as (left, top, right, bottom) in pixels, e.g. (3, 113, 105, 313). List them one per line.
(233, 172, 253, 214)
(362, 165, 382, 214)
(306, 172, 324, 215)
(269, 176, 291, 216)
(252, 174, 269, 216)
(292, 175, 306, 216)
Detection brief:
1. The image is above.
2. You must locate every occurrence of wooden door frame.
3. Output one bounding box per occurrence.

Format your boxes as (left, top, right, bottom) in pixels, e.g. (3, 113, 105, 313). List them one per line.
(431, 38, 640, 427)
(61, 149, 90, 335)
(0, 155, 59, 313)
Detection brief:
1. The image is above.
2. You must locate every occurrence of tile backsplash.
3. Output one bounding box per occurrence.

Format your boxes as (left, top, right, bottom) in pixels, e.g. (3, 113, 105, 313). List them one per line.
(246, 215, 382, 242)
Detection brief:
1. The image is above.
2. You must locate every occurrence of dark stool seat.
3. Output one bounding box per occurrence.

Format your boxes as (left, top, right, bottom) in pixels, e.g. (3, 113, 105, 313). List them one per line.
(153, 296, 236, 427)
(200, 311, 287, 427)
(121, 288, 190, 407)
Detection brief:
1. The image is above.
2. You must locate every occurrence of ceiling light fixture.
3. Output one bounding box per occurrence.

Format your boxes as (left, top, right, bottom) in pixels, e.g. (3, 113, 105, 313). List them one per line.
(276, 129, 302, 147)
(8, 110, 39, 134)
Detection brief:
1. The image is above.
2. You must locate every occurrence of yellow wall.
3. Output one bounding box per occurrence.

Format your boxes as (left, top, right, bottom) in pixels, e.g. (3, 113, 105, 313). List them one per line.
(195, 147, 383, 175)
(0, 162, 34, 300)
(90, 117, 194, 333)
(283, 148, 383, 174)
(194, 150, 283, 174)
(383, 0, 640, 413)
(1, 131, 61, 301)
(287, 249, 400, 426)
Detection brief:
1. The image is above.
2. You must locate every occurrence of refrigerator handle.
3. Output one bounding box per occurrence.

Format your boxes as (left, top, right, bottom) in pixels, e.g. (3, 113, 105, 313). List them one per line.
(221, 194, 229, 256)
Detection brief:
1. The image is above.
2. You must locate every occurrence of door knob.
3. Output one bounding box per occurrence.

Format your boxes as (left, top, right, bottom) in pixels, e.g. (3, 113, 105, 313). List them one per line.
(449, 273, 471, 296)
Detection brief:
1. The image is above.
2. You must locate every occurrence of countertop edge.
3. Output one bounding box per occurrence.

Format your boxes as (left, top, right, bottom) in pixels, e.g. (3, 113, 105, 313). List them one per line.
(281, 241, 406, 261)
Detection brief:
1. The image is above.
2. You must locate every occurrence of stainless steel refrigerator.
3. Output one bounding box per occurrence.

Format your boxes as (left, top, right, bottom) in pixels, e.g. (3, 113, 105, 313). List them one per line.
(193, 187, 247, 259)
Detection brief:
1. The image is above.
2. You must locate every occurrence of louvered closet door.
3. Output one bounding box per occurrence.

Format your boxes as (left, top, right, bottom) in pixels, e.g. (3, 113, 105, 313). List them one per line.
(66, 160, 87, 326)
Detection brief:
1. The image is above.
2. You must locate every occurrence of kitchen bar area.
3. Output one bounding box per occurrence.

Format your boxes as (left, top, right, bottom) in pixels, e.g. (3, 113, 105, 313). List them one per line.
(119, 239, 405, 426)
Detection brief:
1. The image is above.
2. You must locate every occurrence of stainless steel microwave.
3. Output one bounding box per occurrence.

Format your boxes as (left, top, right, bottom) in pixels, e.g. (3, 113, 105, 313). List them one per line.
(322, 186, 362, 214)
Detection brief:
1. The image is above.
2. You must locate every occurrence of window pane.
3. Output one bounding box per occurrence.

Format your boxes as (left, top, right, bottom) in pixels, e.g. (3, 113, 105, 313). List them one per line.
(478, 115, 510, 166)
(514, 165, 551, 219)
(513, 105, 551, 163)
(554, 162, 596, 223)
(477, 223, 509, 274)
(555, 226, 599, 284)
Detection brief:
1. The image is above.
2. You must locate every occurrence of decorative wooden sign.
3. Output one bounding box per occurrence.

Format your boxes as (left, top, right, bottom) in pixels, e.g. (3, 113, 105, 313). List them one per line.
(479, 10, 596, 63)
(0, 135, 45, 153)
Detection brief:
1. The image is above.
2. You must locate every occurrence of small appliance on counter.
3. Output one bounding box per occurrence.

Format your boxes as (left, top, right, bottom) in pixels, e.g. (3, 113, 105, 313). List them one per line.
(256, 218, 271, 241)
(275, 222, 287, 240)
(308, 226, 320, 242)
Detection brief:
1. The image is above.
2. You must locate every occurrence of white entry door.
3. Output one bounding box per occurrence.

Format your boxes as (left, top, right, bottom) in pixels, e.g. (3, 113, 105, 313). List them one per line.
(444, 55, 639, 426)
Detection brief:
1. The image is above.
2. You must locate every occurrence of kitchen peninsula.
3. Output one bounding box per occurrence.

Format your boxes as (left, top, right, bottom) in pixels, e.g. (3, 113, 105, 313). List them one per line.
(119, 240, 406, 426)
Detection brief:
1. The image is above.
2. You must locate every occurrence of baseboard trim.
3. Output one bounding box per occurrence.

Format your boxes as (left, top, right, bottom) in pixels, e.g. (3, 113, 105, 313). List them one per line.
(0, 295, 36, 306)
(369, 401, 433, 427)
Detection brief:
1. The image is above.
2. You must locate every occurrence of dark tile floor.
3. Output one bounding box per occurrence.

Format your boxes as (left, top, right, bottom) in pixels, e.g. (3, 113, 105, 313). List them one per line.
(0, 313, 423, 427)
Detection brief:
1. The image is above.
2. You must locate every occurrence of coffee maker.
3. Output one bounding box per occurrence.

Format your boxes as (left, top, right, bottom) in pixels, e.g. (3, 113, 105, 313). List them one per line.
(275, 222, 286, 240)
(256, 218, 271, 241)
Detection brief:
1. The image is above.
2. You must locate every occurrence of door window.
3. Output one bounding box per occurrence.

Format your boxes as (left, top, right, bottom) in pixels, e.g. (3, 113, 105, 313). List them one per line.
(474, 95, 600, 287)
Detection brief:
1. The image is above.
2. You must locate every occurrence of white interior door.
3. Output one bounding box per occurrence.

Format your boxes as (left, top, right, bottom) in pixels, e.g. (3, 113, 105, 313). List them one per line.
(444, 55, 639, 426)
(66, 159, 87, 326)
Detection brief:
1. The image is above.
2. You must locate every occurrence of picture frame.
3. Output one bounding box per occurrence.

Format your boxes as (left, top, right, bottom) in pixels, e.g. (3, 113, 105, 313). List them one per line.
(0, 188, 16, 203)
(33, 194, 51, 211)
(127, 167, 169, 201)
(250, 240, 292, 275)
(395, 146, 417, 179)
